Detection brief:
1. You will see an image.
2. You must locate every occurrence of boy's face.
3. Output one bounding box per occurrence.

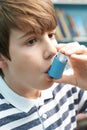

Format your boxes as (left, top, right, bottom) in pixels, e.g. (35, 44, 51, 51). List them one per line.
(3, 28, 57, 95)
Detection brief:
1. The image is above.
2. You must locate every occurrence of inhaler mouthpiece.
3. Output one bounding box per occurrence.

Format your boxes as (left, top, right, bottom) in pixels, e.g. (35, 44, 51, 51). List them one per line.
(48, 52, 68, 79)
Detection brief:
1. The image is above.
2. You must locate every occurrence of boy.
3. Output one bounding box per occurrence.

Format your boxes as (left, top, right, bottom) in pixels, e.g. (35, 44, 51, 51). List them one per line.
(0, 0, 87, 129)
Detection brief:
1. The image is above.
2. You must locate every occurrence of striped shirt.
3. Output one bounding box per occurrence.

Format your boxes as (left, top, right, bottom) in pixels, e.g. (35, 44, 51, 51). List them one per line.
(0, 76, 87, 130)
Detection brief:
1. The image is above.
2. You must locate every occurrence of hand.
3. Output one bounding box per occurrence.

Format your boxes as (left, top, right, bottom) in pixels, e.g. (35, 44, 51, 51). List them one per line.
(54, 42, 87, 90)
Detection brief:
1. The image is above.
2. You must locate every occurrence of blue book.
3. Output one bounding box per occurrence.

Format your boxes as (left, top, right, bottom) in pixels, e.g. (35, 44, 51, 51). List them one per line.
(73, 16, 86, 36)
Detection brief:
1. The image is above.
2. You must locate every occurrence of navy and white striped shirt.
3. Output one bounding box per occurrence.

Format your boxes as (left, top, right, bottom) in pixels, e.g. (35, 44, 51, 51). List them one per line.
(0, 76, 87, 130)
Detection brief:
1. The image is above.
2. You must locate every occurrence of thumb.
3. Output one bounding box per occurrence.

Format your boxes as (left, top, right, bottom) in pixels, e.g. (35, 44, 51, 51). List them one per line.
(54, 75, 77, 86)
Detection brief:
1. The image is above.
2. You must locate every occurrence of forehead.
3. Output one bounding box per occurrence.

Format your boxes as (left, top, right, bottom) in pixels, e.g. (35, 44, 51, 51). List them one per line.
(10, 28, 41, 40)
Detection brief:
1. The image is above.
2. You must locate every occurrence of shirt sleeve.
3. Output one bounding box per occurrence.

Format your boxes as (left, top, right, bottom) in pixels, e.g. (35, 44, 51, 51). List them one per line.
(71, 86, 87, 114)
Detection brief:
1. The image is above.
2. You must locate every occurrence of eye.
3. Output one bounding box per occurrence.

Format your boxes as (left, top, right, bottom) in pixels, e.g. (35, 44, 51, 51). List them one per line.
(27, 38, 37, 46)
(48, 32, 56, 39)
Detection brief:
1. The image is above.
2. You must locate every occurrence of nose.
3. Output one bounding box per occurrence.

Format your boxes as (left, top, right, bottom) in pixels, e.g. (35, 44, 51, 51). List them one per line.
(43, 36, 57, 60)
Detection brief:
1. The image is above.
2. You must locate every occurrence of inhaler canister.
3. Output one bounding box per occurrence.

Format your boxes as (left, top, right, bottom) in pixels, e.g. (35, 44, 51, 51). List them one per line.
(48, 52, 68, 79)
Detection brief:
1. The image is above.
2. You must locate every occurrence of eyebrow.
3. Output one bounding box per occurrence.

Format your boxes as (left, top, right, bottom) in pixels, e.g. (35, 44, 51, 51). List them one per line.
(19, 30, 35, 39)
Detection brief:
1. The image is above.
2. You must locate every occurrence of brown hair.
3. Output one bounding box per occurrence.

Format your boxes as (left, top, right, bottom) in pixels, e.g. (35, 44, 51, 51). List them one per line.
(0, 0, 57, 77)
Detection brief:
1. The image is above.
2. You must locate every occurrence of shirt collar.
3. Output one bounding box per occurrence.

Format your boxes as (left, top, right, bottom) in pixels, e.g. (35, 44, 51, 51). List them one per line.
(0, 77, 57, 113)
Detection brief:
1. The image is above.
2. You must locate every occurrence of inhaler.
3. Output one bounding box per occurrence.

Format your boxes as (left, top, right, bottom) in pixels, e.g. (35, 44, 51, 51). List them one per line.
(48, 52, 68, 79)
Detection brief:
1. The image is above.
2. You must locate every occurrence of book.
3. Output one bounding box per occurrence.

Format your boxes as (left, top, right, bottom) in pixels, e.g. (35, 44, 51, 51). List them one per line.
(56, 24, 64, 41)
(67, 15, 80, 37)
(64, 13, 76, 37)
(73, 16, 86, 37)
(56, 9, 72, 39)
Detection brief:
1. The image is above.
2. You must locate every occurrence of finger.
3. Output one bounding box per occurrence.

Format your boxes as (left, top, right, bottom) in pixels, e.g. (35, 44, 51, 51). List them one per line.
(66, 45, 87, 55)
(58, 42, 80, 54)
(71, 54, 87, 61)
(56, 43, 66, 51)
(53, 75, 78, 86)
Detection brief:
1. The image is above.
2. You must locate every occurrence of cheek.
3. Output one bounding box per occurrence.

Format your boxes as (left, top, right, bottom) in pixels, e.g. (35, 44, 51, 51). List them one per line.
(10, 54, 40, 77)
(9, 44, 43, 79)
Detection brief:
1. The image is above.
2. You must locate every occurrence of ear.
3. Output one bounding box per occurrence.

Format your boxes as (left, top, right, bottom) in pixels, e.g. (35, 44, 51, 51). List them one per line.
(0, 54, 8, 68)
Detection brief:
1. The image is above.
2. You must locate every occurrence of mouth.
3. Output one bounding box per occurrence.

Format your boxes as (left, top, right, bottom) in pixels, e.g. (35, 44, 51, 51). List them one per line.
(45, 65, 51, 74)
(44, 66, 54, 80)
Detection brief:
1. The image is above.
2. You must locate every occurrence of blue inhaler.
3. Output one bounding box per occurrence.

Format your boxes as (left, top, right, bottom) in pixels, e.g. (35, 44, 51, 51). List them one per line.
(48, 52, 68, 79)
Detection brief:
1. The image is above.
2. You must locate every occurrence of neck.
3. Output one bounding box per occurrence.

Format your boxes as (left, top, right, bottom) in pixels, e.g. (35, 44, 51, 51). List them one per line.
(4, 77, 41, 99)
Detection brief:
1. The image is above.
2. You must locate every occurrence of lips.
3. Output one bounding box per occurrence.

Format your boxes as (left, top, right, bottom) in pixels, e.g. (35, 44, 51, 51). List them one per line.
(44, 57, 55, 74)
(45, 65, 51, 73)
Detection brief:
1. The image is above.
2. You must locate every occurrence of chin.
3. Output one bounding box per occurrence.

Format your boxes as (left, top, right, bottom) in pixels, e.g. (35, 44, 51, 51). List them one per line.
(40, 80, 54, 90)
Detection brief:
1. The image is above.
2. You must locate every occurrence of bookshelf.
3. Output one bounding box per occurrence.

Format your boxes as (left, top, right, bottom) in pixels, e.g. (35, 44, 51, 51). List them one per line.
(52, 0, 87, 46)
